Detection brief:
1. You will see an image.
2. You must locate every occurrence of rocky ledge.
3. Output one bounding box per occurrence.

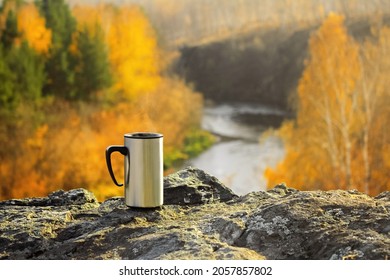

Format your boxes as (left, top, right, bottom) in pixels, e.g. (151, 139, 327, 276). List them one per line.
(1, 167, 389, 260)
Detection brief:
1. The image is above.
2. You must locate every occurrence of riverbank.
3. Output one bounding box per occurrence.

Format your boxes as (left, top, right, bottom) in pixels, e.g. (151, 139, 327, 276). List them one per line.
(184, 103, 286, 195)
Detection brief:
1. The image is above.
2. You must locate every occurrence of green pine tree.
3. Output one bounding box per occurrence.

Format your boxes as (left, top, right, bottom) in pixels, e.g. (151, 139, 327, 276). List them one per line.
(0, 9, 19, 51)
(0, 45, 16, 114)
(0, 2, 44, 114)
(8, 41, 45, 104)
(36, 0, 77, 100)
(75, 24, 112, 100)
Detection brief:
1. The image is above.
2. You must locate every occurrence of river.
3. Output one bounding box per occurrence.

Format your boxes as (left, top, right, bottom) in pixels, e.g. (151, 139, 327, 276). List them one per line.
(184, 103, 286, 195)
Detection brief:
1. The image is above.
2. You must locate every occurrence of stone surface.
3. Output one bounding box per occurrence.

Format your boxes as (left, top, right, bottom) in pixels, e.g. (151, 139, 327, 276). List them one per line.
(0, 168, 389, 260)
(163, 167, 238, 205)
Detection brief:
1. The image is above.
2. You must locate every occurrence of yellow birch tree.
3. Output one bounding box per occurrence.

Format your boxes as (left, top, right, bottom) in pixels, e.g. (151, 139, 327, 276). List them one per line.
(17, 3, 51, 54)
(266, 13, 362, 190)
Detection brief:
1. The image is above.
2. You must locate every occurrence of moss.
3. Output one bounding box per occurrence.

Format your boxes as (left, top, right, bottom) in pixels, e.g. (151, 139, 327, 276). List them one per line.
(183, 129, 216, 158)
(40, 224, 56, 238)
(133, 217, 148, 226)
(2, 185, 390, 260)
(158, 206, 186, 221)
(164, 129, 216, 169)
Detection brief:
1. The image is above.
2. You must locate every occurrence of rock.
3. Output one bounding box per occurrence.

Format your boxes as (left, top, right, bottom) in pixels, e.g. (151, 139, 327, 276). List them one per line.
(164, 167, 237, 205)
(235, 188, 390, 259)
(0, 188, 98, 208)
(0, 169, 389, 260)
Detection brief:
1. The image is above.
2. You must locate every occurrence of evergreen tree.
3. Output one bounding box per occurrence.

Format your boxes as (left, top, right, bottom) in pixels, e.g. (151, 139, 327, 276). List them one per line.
(75, 24, 112, 100)
(36, 0, 77, 99)
(8, 40, 45, 104)
(0, 9, 19, 51)
(0, 45, 16, 114)
(0, 1, 45, 114)
(0, 41, 45, 119)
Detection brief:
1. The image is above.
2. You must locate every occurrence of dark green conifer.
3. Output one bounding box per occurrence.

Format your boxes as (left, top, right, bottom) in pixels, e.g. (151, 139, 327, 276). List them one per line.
(75, 23, 112, 100)
(36, 0, 77, 100)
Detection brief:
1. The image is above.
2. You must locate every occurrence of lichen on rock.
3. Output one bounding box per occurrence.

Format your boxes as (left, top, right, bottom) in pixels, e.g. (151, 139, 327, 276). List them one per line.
(0, 168, 389, 260)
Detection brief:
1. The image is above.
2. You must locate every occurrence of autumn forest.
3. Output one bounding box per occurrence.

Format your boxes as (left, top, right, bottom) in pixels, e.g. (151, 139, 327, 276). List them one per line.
(265, 14, 390, 196)
(0, 0, 212, 200)
(1, 0, 390, 200)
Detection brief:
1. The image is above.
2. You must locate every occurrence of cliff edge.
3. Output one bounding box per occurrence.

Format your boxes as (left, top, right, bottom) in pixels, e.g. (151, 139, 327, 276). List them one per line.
(1, 167, 389, 260)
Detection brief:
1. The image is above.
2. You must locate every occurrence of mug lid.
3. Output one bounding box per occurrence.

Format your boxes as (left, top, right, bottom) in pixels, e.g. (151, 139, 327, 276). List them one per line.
(125, 132, 163, 139)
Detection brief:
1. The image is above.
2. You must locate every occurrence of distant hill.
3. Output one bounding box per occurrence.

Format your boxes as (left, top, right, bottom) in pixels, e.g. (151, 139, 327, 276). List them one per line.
(173, 16, 390, 109)
(66, 0, 390, 108)
(68, 0, 390, 48)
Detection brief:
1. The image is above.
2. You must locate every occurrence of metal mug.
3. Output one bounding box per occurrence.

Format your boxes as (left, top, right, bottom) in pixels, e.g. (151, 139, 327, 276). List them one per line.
(105, 132, 163, 208)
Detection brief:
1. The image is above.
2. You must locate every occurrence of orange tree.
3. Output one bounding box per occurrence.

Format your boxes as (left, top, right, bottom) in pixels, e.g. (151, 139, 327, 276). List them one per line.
(266, 14, 390, 195)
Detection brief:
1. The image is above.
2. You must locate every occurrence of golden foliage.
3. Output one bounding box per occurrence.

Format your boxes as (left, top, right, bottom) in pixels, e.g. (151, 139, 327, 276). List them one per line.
(265, 14, 390, 195)
(107, 6, 161, 99)
(0, 62, 202, 202)
(0, 3, 205, 201)
(0, 79, 202, 201)
(73, 4, 162, 99)
(17, 3, 51, 54)
(0, 80, 203, 201)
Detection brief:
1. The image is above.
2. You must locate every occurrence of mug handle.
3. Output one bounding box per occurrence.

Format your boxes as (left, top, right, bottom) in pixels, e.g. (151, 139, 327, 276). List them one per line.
(105, 145, 128, 187)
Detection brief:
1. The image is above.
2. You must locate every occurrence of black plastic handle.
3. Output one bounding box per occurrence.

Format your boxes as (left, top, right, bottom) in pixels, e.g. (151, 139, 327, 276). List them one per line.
(105, 145, 128, 187)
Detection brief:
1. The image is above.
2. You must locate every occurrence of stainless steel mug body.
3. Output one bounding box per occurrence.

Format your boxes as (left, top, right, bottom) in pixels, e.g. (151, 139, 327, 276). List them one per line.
(106, 133, 163, 208)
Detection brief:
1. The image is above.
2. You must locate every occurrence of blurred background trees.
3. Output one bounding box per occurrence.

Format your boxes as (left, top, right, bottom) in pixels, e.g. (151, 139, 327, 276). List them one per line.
(1, 0, 389, 200)
(265, 14, 390, 195)
(0, 0, 209, 201)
